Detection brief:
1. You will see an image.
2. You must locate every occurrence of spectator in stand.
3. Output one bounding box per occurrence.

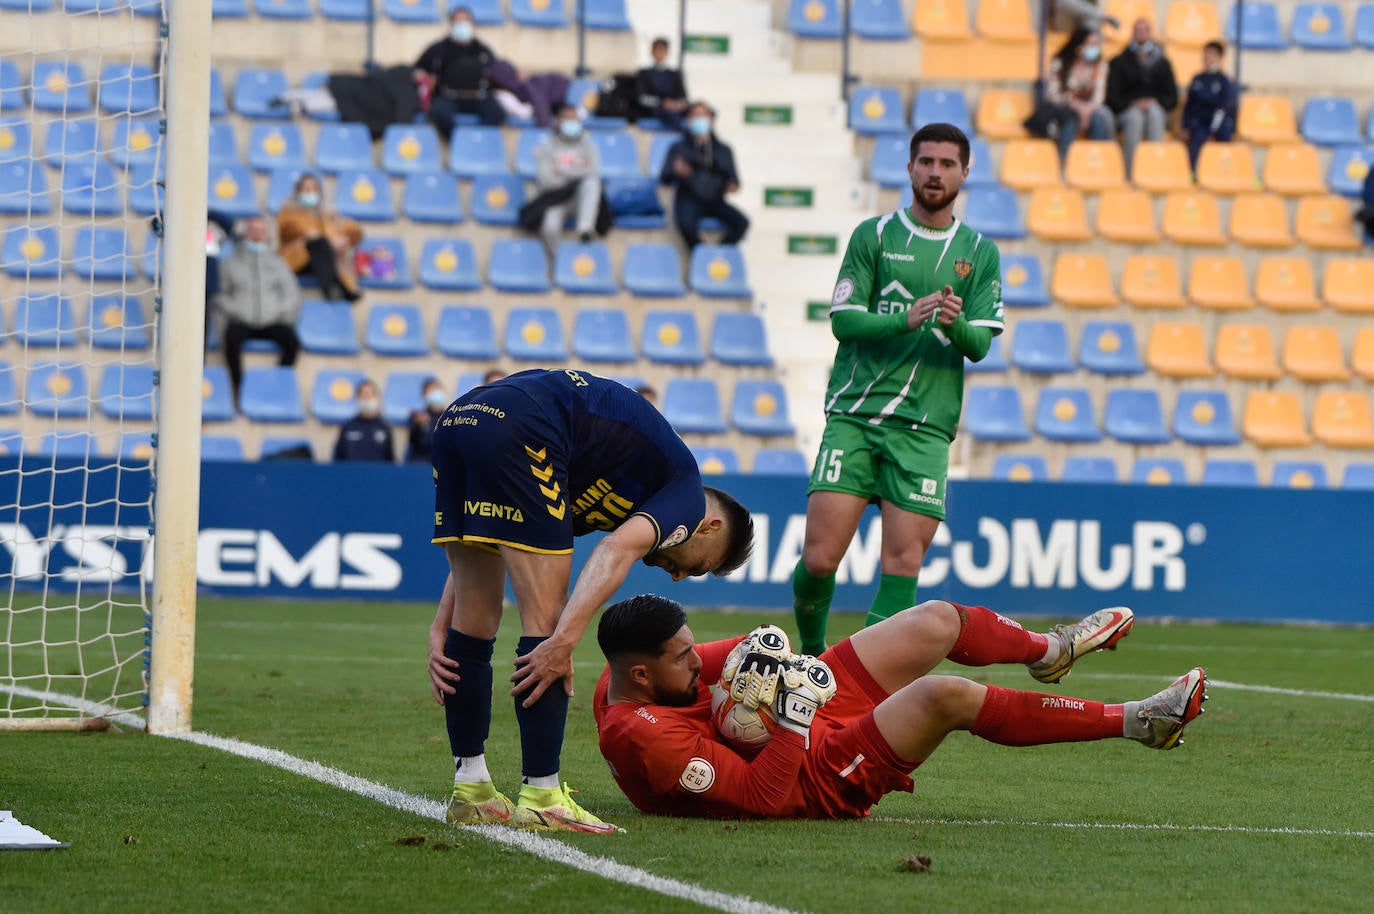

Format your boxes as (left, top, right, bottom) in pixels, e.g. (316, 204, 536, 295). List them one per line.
(1181, 41, 1238, 170)
(1357, 167, 1374, 243)
(1043, 28, 1114, 162)
(660, 101, 749, 250)
(216, 215, 302, 405)
(334, 378, 395, 463)
(483, 368, 506, 384)
(527, 103, 603, 255)
(414, 6, 505, 133)
(1107, 19, 1179, 178)
(1047, 0, 1120, 32)
(635, 37, 688, 130)
(407, 376, 450, 463)
(277, 174, 363, 302)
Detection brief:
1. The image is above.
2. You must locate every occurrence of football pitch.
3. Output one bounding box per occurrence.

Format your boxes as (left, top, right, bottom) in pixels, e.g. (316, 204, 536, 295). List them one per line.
(5, 596, 1372, 914)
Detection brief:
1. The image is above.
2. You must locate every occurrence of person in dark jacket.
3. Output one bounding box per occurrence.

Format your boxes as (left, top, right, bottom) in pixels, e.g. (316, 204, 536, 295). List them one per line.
(406, 376, 449, 463)
(1106, 18, 1178, 177)
(659, 101, 749, 250)
(413, 6, 505, 134)
(635, 37, 688, 129)
(1358, 166, 1374, 242)
(1181, 41, 1238, 169)
(334, 378, 395, 463)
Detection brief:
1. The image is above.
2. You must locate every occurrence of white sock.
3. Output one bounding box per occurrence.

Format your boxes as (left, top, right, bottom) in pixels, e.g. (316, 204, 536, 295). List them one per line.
(1034, 636, 1059, 666)
(524, 773, 560, 790)
(454, 754, 490, 783)
(1120, 701, 1146, 740)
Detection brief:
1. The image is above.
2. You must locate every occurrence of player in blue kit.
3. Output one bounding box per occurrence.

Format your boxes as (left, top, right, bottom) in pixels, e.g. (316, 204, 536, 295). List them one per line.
(425, 368, 754, 833)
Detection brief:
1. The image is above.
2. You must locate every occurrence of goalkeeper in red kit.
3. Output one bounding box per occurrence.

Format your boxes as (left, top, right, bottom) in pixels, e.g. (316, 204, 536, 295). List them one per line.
(593, 597, 1206, 819)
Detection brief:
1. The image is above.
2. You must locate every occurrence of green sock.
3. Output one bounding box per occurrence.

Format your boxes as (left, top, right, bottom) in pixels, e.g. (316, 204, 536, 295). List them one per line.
(864, 573, 917, 628)
(792, 561, 836, 655)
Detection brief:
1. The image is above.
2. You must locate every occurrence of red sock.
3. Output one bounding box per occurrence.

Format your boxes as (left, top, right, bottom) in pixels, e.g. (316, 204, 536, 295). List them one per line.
(947, 603, 1050, 666)
(971, 685, 1125, 746)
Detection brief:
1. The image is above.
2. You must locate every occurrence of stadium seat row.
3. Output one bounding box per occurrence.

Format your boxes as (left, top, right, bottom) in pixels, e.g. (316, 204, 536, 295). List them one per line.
(992, 453, 1374, 488)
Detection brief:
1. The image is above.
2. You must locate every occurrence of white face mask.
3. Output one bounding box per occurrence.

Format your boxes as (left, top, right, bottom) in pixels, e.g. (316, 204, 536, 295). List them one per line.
(1082, 45, 1101, 62)
(357, 398, 380, 417)
(243, 240, 268, 254)
(558, 118, 583, 140)
(425, 390, 448, 409)
(298, 191, 320, 207)
(451, 21, 474, 42)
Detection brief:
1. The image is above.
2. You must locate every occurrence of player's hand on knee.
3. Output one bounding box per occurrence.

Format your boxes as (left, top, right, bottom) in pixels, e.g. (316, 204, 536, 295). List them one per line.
(721, 625, 791, 710)
(775, 655, 838, 736)
(510, 638, 575, 707)
(427, 634, 461, 705)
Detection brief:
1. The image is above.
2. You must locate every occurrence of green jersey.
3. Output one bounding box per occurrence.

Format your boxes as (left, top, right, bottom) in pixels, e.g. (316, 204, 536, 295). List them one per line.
(824, 208, 1004, 440)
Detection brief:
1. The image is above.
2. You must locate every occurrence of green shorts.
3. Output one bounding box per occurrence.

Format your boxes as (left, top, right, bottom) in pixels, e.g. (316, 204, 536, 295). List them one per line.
(806, 415, 951, 520)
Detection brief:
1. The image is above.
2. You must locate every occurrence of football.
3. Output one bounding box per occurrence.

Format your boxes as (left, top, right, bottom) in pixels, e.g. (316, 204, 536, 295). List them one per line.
(711, 686, 778, 752)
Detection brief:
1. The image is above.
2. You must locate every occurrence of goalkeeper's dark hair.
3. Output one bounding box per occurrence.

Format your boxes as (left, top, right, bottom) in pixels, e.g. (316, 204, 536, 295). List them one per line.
(598, 594, 688, 663)
(704, 486, 753, 577)
(909, 122, 970, 168)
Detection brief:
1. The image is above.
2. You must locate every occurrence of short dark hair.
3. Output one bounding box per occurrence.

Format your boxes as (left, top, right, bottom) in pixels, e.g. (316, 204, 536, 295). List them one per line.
(555, 102, 578, 117)
(686, 100, 715, 118)
(704, 486, 753, 576)
(651, 37, 669, 50)
(598, 594, 687, 664)
(1204, 40, 1226, 56)
(449, 5, 473, 20)
(910, 122, 971, 169)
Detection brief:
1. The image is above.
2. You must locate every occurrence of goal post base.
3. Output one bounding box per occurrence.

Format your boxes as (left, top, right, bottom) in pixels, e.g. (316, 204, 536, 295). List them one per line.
(0, 718, 113, 733)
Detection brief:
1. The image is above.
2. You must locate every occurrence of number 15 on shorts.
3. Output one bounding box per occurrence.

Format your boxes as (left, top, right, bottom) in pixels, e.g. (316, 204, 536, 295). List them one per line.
(815, 449, 844, 484)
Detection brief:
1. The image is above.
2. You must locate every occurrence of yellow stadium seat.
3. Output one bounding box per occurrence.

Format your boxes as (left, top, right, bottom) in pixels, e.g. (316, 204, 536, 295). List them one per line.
(1131, 141, 1193, 192)
(1283, 326, 1351, 382)
(976, 89, 1033, 139)
(1162, 190, 1226, 246)
(1064, 141, 1126, 191)
(1323, 259, 1374, 312)
(1228, 193, 1293, 248)
(1000, 138, 1061, 190)
(1164, 1, 1222, 48)
(1313, 392, 1374, 448)
(1121, 254, 1186, 308)
(1238, 95, 1297, 144)
(915, 0, 973, 39)
(976, 0, 1034, 41)
(1255, 256, 1321, 311)
(1295, 195, 1361, 250)
(1051, 253, 1116, 308)
(1027, 186, 1092, 241)
(1188, 256, 1253, 310)
(1215, 324, 1282, 380)
(1262, 143, 1326, 196)
(1243, 391, 1312, 447)
(1096, 188, 1161, 242)
(1147, 322, 1213, 377)
(1351, 328, 1374, 381)
(1195, 143, 1258, 195)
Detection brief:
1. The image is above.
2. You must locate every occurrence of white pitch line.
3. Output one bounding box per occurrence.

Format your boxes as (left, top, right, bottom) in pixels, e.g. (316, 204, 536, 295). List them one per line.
(872, 816, 1374, 839)
(1056, 673, 1374, 703)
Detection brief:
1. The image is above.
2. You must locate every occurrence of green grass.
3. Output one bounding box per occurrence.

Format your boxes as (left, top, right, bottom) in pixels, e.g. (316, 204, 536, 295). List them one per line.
(5, 598, 1373, 913)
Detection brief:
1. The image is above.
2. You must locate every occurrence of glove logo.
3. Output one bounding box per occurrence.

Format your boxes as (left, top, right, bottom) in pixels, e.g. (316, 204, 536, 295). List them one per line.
(678, 757, 716, 793)
(807, 665, 832, 689)
(758, 630, 786, 652)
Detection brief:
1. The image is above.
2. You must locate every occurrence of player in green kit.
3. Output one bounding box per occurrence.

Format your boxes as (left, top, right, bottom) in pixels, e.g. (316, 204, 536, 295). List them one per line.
(792, 123, 1005, 654)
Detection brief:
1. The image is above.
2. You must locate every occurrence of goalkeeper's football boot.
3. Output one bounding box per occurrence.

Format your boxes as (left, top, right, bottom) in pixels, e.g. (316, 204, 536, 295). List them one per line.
(1135, 667, 1208, 750)
(512, 783, 623, 835)
(446, 780, 517, 826)
(1028, 606, 1135, 684)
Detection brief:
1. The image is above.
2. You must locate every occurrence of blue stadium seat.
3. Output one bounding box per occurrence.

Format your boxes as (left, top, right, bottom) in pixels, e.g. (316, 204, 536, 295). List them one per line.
(418, 237, 481, 290)
(118, 433, 155, 465)
(1359, 3, 1374, 48)
(571, 308, 636, 362)
(689, 245, 750, 298)
(297, 299, 360, 354)
(206, 163, 260, 219)
(72, 227, 133, 281)
(127, 161, 163, 216)
(449, 126, 508, 178)
(966, 138, 996, 187)
(753, 448, 810, 475)
(435, 305, 500, 360)
(605, 176, 666, 229)
(566, 77, 602, 114)
(488, 239, 551, 293)
(505, 307, 568, 361)
(14, 293, 79, 347)
(993, 455, 1049, 481)
(266, 166, 309, 213)
(89, 294, 151, 350)
(258, 0, 314, 20)
(1227, 2, 1287, 49)
(1201, 459, 1260, 487)
(300, 72, 340, 121)
(963, 386, 1030, 441)
(314, 123, 374, 173)
(3, 225, 60, 278)
(623, 243, 685, 296)
(201, 366, 236, 422)
(1061, 455, 1119, 483)
(31, 61, 91, 113)
(788, 0, 842, 37)
(379, 370, 431, 425)
(1079, 321, 1145, 374)
(240, 366, 305, 422)
(691, 446, 740, 475)
(25, 362, 88, 418)
(849, 86, 906, 135)
(310, 370, 367, 424)
(366, 303, 429, 356)
(208, 67, 228, 118)
(260, 437, 314, 460)
(871, 135, 910, 187)
(514, 128, 550, 178)
(662, 378, 727, 434)
(202, 435, 246, 462)
(1327, 145, 1373, 196)
(470, 173, 525, 225)
(965, 333, 1007, 374)
(852, 0, 910, 38)
(581, 0, 631, 30)
(912, 88, 972, 134)
(1341, 463, 1374, 488)
(1000, 254, 1049, 307)
(233, 68, 290, 119)
(642, 310, 705, 365)
(0, 60, 25, 112)
(1105, 389, 1171, 444)
(1292, 3, 1352, 49)
(962, 186, 1026, 238)
(461, 0, 504, 24)
(97, 364, 156, 421)
(1272, 461, 1328, 488)
(213, 0, 251, 17)
(0, 364, 14, 415)
(98, 63, 157, 115)
(0, 120, 32, 163)
(207, 120, 240, 167)
(247, 123, 307, 172)
(733, 380, 796, 436)
(0, 160, 51, 214)
(403, 170, 464, 223)
(590, 129, 641, 178)
(139, 230, 161, 280)
(1131, 459, 1188, 485)
(65, 0, 133, 12)
(108, 115, 160, 169)
(647, 132, 678, 177)
(61, 158, 123, 216)
(382, 123, 442, 175)
(335, 167, 396, 221)
(43, 118, 99, 163)
(38, 432, 99, 461)
(383, 0, 441, 22)
(1174, 390, 1241, 445)
(710, 312, 773, 366)
(1010, 319, 1074, 374)
(1301, 96, 1361, 146)
(1035, 387, 1101, 442)
(355, 238, 412, 289)
(512, 0, 569, 26)
(554, 241, 617, 294)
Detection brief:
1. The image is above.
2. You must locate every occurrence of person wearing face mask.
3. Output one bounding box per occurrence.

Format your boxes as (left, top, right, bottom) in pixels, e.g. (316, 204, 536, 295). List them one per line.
(334, 378, 395, 463)
(1106, 18, 1179, 178)
(634, 37, 688, 129)
(407, 376, 451, 463)
(277, 173, 364, 302)
(413, 6, 505, 134)
(524, 103, 604, 255)
(1042, 27, 1115, 162)
(660, 101, 749, 250)
(1181, 41, 1237, 170)
(215, 215, 302, 406)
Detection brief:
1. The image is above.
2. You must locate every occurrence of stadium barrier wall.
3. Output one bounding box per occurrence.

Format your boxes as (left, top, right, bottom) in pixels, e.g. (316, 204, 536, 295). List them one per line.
(0, 459, 1368, 625)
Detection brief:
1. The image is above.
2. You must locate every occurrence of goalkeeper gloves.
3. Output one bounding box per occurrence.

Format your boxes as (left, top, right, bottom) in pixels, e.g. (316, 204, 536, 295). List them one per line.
(774, 655, 838, 745)
(720, 624, 792, 710)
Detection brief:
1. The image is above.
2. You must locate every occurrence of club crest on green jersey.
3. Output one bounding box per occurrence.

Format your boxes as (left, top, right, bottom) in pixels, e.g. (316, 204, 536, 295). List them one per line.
(953, 258, 973, 278)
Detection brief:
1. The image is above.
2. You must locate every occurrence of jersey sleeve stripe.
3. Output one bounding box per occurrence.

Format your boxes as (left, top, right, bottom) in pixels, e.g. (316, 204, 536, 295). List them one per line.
(630, 511, 663, 549)
(968, 319, 1005, 329)
(829, 303, 869, 314)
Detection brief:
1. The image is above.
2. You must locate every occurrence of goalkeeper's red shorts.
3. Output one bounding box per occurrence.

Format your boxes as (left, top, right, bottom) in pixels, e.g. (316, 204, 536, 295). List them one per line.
(796, 638, 919, 819)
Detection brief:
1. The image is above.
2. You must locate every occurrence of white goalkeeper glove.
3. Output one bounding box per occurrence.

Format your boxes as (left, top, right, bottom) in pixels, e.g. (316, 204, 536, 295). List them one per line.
(774, 655, 838, 743)
(720, 624, 792, 710)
